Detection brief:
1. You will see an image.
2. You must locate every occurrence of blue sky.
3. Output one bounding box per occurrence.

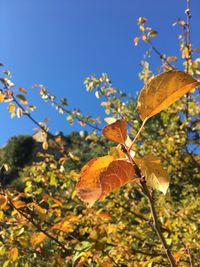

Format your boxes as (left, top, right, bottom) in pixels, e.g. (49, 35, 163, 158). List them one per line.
(0, 0, 200, 146)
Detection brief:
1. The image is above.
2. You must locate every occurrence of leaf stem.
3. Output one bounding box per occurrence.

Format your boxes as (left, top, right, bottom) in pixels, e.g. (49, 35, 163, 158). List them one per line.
(128, 117, 148, 151)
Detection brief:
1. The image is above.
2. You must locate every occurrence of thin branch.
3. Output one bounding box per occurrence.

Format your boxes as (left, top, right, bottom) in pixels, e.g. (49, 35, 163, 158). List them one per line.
(8, 197, 71, 256)
(124, 148, 177, 267)
(185, 0, 192, 121)
(128, 117, 148, 151)
(147, 39, 175, 70)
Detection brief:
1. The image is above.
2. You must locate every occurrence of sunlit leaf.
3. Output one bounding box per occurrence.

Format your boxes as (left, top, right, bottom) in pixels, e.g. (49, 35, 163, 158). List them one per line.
(16, 108, 23, 118)
(0, 92, 5, 102)
(104, 117, 116, 124)
(99, 159, 135, 199)
(135, 155, 170, 194)
(18, 87, 27, 94)
(0, 195, 7, 209)
(102, 120, 127, 144)
(77, 155, 114, 206)
(31, 232, 47, 247)
(8, 103, 15, 113)
(12, 200, 26, 209)
(8, 247, 18, 262)
(42, 141, 49, 150)
(108, 147, 126, 159)
(16, 94, 28, 104)
(137, 71, 200, 121)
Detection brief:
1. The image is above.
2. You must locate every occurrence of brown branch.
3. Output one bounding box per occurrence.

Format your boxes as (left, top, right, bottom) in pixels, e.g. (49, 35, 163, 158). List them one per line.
(140, 185, 176, 267)
(123, 147, 177, 267)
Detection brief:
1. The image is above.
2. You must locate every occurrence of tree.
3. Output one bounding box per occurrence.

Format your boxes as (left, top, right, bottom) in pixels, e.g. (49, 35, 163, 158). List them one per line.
(0, 1, 199, 266)
(3, 135, 35, 170)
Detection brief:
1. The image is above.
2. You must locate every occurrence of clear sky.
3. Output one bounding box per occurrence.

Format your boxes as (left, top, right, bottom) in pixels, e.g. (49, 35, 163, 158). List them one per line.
(0, 0, 200, 146)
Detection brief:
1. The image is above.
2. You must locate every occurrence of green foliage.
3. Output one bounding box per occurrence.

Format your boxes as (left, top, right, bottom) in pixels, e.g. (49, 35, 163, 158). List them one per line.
(3, 135, 35, 170)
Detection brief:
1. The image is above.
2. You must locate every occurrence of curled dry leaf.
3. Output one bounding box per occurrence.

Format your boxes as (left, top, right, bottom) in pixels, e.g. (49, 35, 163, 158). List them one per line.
(137, 70, 200, 121)
(135, 155, 170, 194)
(102, 119, 127, 144)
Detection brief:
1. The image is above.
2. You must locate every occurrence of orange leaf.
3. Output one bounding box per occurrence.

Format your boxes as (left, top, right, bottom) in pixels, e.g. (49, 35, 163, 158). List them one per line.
(0, 195, 7, 209)
(102, 120, 127, 144)
(12, 200, 27, 209)
(100, 159, 135, 199)
(31, 232, 47, 247)
(77, 156, 134, 206)
(9, 247, 18, 262)
(77, 155, 114, 206)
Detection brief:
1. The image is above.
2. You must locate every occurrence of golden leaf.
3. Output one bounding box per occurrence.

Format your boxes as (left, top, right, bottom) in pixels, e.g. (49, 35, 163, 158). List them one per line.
(77, 155, 114, 206)
(137, 71, 200, 121)
(0, 195, 7, 209)
(42, 141, 49, 150)
(135, 155, 170, 194)
(8, 103, 15, 113)
(108, 147, 126, 159)
(9, 247, 18, 262)
(102, 120, 127, 144)
(0, 92, 5, 102)
(99, 159, 135, 199)
(31, 232, 47, 247)
(18, 87, 27, 93)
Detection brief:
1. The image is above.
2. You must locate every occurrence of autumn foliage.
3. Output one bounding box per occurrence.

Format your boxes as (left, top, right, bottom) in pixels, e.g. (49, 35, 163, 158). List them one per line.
(0, 3, 200, 267)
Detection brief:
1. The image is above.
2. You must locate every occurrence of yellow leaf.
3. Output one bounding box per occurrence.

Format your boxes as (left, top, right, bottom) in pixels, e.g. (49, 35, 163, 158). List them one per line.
(104, 117, 116, 124)
(9, 247, 18, 262)
(8, 103, 15, 113)
(68, 152, 80, 161)
(28, 202, 47, 216)
(135, 155, 170, 194)
(0, 92, 5, 102)
(133, 37, 139, 46)
(18, 87, 27, 93)
(31, 232, 47, 247)
(108, 147, 126, 159)
(77, 155, 114, 206)
(0, 195, 7, 209)
(42, 141, 49, 150)
(137, 71, 200, 121)
(102, 120, 127, 144)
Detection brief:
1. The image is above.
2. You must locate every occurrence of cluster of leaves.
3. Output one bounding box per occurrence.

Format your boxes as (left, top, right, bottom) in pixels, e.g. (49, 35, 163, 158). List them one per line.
(0, 5, 200, 267)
